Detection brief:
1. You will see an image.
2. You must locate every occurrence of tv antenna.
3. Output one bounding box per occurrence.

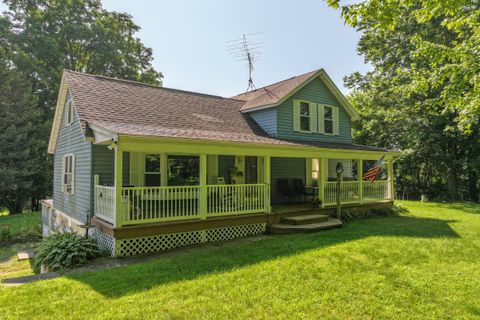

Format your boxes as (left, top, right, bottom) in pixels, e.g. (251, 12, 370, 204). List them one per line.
(227, 33, 265, 92)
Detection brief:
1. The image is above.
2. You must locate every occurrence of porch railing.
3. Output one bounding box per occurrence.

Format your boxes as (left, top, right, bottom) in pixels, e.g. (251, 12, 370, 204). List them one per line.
(121, 186, 201, 225)
(94, 185, 115, 224)
(207, 184, 269, 216)
(363, 180, 389, 202)
(324, 181, 360, 206)
(324, 180, 389, 206)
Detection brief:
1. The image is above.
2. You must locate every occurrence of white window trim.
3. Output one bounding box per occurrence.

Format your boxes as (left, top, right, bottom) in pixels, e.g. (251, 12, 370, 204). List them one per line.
(65, 98, 74, 126)
(323, 105, 335, 135)
(144, 153, 161, 186)
(62, 153, 75, 195)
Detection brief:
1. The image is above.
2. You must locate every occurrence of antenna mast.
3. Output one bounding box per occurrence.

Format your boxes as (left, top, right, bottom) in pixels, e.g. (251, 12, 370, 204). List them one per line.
(227, 33, 265, 92)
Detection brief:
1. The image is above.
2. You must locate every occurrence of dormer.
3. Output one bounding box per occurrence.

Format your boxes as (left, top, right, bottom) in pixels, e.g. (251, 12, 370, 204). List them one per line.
(233, 69, 359, 143)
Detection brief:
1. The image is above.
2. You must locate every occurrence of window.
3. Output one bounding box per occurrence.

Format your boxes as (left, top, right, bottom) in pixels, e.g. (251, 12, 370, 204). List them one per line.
(144, 154, 161, 186)
(62, 154, 75, 194)
(324, 106, 334, 134)
(299, 101, 310, 131)
(65, 98, 74, 125)
(168, 155, 199, 186)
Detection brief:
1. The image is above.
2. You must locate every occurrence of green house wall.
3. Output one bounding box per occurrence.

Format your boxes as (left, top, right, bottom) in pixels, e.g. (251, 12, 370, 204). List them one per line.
(53, 93, 92, 223)
(270, 157, 306, 204)
(276, 76, 352, 143)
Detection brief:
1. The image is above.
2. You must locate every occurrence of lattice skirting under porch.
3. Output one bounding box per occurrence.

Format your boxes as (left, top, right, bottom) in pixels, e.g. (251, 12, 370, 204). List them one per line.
(91, 228, 116, 257)
(115, 223, 267, 257)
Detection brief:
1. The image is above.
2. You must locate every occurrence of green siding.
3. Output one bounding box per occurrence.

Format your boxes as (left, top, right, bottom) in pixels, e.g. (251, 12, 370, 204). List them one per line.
(92, 145, 130, 186)
(270, 157, 305, 204)
(276, 76, 352, 143)
(249, 108, 277, 137)
(53, 93, 92, 223)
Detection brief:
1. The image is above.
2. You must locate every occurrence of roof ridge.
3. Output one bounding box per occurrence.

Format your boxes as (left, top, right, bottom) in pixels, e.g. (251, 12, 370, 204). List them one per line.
(232, 68, 321, 97)
(63, 69, 239, 102)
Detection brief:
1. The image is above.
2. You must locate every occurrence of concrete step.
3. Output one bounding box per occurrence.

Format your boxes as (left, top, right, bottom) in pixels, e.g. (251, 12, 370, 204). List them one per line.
(269, 219, 343, 234)
(281, 214, 329, 225)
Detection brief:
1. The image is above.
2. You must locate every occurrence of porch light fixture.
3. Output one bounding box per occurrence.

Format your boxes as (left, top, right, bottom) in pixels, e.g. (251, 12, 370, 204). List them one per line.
(107, 141, 117, 150)
(335, 162, 344, 175)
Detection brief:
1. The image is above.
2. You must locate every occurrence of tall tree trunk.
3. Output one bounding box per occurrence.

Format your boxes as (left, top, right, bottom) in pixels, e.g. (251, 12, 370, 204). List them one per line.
(467, 169, 479, 203)
(447, 166, 459, 200)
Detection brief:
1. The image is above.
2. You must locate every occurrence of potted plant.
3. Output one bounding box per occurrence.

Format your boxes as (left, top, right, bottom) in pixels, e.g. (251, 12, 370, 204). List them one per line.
(229, 166, 243, 184)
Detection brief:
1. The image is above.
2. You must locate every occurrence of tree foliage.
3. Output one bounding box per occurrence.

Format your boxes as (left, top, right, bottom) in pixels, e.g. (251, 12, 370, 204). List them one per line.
(0, 0, 162, 213)
(327, 0, 480, 201)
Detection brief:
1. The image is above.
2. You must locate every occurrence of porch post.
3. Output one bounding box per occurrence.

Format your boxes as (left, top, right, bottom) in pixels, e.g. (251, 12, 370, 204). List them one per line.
(358, 159, 363, 204)
(387, 158, 394, 200)
(319, 158, 326, 208)
(263, 156, 271, 213)
(114, 148, 123, 228)
(199, 153, 208, 219)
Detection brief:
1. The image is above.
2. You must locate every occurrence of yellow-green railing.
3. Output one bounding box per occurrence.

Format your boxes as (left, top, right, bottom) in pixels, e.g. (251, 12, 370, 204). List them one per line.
(324, 180, 389, 205)
(94, 185, 115, 224)
(324, 181, 360, 206)
(207, 184, 269, 216)
(363, 180, 389, 202)
(121, 186, 201, 225)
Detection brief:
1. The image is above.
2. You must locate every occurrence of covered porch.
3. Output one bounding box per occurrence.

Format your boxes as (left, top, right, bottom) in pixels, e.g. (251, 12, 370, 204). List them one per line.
(92, 136, 395, 229)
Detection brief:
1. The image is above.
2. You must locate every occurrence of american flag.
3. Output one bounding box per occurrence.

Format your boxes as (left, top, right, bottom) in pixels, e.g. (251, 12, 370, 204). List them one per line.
(363, 156, 385, 183)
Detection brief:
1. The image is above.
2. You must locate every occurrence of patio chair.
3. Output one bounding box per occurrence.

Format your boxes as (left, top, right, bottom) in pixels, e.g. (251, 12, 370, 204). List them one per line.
(277, 178, 293, 204)
(291, 178, 307, 203)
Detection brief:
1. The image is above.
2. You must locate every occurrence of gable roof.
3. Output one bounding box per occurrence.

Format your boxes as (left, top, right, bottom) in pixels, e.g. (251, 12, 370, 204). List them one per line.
(48, 69, 382, 155)
(232, 69, 360, 120)
(48, 70, 284, 153)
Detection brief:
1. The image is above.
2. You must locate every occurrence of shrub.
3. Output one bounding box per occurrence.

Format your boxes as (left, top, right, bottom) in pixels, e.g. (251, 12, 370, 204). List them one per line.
(342, 205, 408, 222)
(0, 224, 12, 241)
(34, 232, 99, 272)
(17, 227, 43, 242)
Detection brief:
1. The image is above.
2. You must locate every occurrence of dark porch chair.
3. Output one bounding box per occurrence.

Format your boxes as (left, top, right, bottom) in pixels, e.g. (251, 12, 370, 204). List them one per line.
(277, 178, 293, 204)
(291, 178, 307, 203)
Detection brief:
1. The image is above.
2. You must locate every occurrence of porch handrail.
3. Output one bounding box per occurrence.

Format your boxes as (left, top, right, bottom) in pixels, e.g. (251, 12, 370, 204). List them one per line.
(363, 180, 389, 202)
(324, 181, 360, 206)
(121, 185, 201, 225)
(207, 183, 269, 216)
(94, 185, 115, 224)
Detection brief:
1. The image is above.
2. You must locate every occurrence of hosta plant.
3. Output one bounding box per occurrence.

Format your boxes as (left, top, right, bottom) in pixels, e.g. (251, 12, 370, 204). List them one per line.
(34, 232, 99, 272)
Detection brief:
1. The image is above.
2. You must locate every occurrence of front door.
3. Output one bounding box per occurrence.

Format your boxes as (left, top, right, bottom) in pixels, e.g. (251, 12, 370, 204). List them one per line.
(245, 156, 258, 184)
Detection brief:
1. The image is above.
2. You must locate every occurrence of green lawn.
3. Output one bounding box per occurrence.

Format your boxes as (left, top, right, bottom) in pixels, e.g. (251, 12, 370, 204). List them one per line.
(0, 212, 42, 281)
(0, 211, 42, 236)
(1, 201, 480, 319)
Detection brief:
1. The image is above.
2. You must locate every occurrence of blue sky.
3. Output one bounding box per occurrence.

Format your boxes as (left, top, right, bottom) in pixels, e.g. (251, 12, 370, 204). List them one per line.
(1, 0, 370, 96)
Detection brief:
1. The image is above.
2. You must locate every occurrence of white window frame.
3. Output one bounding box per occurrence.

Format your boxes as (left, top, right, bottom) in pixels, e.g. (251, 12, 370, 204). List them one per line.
(62, 153, 75, 195)
(144, 153, 161, 186)
(65, 98, 74, 126)
(323, 105, 334, 135)
(299, 101, 311, 132)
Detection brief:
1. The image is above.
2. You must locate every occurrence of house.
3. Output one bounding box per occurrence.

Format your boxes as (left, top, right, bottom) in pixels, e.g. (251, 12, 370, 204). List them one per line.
(41, 69, 399, 257)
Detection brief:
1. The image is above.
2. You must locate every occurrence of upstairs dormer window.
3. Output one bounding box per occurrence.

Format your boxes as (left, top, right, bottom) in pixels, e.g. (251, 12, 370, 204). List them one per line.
(65, 98, 74, 126)
(300, 102, 310, 131)
(293, 100, 317, 133)
(324, 106, 334, 134)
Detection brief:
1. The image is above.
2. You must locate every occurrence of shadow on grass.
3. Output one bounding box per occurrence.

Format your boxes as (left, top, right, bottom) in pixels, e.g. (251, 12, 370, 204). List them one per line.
(67, 215, 459, 298)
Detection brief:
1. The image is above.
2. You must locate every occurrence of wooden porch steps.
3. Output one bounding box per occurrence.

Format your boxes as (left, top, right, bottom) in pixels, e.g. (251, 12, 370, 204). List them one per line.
(270, 213, 342, 234)
(280, 213, 329, 225)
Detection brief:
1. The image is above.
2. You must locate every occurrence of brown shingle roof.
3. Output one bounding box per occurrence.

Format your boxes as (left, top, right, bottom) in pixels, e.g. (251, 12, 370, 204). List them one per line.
(232, 70, 319, 111)
(64, 70, 277, 144)
(62, 70, 388, 153)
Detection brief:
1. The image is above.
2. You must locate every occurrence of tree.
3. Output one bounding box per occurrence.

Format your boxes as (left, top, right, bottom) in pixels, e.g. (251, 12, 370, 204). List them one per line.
(0, 0, 163, 212)
(0, 45, 45, 214)
(326, 0, 480, 201)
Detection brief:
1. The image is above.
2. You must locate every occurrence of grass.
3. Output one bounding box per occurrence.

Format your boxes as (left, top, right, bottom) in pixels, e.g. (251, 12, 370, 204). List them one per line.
(1, 201, 480, 319)
(0, 211, 42, 236)
(0, 212, 42, 282)
(0, 244, 36, 281)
